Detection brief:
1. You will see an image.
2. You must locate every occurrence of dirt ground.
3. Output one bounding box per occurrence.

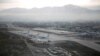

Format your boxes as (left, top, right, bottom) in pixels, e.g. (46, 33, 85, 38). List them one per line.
(54, 40, 100, 56)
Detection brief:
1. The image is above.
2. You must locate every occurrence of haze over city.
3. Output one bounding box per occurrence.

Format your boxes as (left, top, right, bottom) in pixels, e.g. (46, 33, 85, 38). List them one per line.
(0, 0, 100, 56)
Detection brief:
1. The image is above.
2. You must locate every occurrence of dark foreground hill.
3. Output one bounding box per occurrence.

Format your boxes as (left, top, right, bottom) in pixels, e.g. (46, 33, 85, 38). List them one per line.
(0, 32, 33, 56)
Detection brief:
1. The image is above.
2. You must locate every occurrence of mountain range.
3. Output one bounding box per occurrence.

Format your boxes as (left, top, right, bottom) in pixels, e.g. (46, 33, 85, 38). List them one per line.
(0, 5, 100, 22)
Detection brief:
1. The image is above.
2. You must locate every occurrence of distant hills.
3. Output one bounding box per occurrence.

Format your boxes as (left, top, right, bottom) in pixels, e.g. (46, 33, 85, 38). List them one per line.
(88, 5, 100, 10)
(0, 5, 100, 22)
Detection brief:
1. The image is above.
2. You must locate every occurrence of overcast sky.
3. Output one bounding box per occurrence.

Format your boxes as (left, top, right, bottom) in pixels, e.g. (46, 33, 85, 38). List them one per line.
(0, 0, 100, 10)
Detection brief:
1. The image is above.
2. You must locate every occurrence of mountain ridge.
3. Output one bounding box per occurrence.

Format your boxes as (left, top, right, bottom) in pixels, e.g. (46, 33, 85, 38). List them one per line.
(0, 5, 100, 22)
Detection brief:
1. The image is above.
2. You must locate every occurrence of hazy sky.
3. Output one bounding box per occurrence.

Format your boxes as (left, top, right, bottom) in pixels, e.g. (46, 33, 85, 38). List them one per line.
(0, 0, 100, 10)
